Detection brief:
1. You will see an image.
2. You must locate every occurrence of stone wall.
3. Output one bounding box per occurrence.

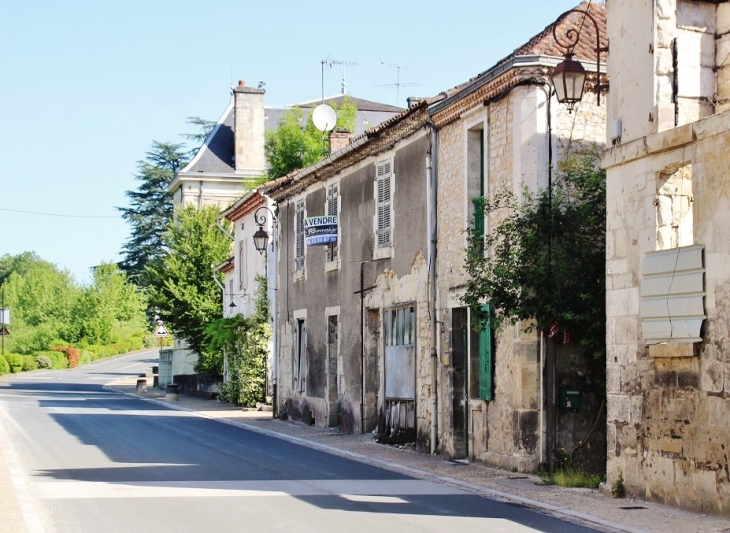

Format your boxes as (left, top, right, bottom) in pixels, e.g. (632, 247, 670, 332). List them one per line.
(603, 110, 730, 515)
(435, 79, 605, 471)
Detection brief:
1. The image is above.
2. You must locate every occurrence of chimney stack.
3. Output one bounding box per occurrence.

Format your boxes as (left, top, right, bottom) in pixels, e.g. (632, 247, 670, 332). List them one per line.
(233, 80, 266, 175)
(329, 128, 352, 153)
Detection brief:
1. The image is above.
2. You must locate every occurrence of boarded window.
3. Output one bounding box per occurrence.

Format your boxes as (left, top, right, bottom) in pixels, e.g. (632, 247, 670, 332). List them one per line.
(376, 160, 392, 248)
(326, 183, 339, 263)
(295, 200, 305, 271)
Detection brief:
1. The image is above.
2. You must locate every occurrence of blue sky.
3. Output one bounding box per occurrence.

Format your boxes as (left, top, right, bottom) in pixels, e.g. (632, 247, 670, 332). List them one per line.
(0, 0, 585, 283)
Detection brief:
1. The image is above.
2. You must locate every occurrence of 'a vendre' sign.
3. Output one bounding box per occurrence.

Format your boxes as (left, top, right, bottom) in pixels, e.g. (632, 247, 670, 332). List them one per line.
(305, 215, 338, 246)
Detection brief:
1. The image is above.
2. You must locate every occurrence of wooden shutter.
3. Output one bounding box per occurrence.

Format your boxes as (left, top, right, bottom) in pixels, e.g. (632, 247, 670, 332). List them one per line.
(327, 183, 338, 262)
(377, 161, 392, 247)
(478, 304, 493, 401)
(295, 201, 305, 270)
(472, 196, 485, 257)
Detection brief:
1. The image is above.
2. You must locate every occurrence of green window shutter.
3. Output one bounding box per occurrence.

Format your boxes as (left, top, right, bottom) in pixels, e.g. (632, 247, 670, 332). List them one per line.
(479, 304, 493, 401)
(472, 196, 485, 257)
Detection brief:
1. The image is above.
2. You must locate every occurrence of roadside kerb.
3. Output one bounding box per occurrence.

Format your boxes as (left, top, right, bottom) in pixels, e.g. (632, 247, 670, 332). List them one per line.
(105, 381, 648, 533)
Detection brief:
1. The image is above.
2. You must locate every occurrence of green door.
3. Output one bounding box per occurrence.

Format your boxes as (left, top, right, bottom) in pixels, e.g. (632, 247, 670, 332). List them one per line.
(478, 305, 493, 401)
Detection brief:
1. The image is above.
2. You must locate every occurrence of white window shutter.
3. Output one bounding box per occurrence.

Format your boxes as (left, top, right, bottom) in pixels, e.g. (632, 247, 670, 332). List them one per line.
(327, 183, 339, 262)
(295, 201, 305, 270)
(377, 161, 392, 247)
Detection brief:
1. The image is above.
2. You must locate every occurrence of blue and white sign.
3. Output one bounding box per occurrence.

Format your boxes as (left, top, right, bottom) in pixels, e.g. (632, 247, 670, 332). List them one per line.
(304, 215, 338, 246)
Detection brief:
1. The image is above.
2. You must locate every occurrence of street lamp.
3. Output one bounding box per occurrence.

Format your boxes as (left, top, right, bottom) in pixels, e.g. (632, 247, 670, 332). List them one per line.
(250, 204, 279, 418)
(550, 8, 608, 111)
(253, 206, 276, 254)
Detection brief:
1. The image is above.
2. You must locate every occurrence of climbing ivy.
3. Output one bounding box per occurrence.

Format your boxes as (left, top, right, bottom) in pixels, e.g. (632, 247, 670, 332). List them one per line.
(206, 275, 271, 407)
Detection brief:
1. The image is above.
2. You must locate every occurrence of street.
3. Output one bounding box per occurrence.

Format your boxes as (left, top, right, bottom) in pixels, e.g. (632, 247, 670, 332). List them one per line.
(0, 350, 602, 533)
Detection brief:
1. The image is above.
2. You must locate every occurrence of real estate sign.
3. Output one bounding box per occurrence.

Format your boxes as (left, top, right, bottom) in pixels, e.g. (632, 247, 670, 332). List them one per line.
(305, 215, 337, 246)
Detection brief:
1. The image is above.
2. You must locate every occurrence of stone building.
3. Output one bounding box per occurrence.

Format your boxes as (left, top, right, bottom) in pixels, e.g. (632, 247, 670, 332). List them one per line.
(163, 83, 403, 381)
(430, 2, 606, 470)
(259, 103, 435, 438)
(603, 0, 730, 515)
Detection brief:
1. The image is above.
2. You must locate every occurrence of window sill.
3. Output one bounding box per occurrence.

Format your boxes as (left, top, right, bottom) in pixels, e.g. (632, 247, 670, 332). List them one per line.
(293, 269, 306, 282)
(373, 246, 393, 260)
(325, 260, 340, 272)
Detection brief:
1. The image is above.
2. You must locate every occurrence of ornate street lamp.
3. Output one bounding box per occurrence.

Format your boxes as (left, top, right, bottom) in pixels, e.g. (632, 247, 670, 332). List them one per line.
(253, 206, 276, 254)
(550, 8, 608, 111)
(250, 204, 279, 419)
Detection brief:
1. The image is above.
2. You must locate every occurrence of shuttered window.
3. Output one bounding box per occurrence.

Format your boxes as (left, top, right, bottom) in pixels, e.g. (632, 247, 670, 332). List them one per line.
(377, 160, 392, 248)
(295, 200, 305, 271)
(472, 196, 485, 257)
(326, 183, 339, 262)
(478, 305, 493, 401)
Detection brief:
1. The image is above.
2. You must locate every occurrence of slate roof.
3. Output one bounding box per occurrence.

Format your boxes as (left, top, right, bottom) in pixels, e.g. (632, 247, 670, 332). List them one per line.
(181, 95, 403, 175)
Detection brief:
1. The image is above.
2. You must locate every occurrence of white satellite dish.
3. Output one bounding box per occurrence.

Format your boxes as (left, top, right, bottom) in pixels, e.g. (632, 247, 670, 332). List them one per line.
(312, 104, 337, 132)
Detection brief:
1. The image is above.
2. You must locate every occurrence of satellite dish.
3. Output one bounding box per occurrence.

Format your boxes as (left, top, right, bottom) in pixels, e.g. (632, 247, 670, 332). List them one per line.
(312, 104, 337, 132)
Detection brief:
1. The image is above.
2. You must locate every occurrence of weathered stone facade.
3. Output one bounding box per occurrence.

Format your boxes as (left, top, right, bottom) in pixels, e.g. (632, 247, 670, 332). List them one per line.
(603, 113, 730, 515)
(604, 0, 730, 515)
(434, 72, 605, 470)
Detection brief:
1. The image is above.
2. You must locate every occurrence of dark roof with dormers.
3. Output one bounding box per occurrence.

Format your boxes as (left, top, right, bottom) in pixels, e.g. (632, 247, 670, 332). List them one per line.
(180, 95, 403, 176)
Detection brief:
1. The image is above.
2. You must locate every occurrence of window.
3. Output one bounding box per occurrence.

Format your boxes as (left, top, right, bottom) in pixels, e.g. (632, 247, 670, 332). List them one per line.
(238, 238, 247, 291)
(326, 183, 339, 263)
(295, 200, 305, 271)
(376, 160, 392, 248)
(385, 306, 415, 347)
(655, 163, 693, 251)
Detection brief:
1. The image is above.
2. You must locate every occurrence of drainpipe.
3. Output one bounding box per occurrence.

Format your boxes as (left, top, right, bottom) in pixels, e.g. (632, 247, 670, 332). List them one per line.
(216, 214, 235, 241)
(427, 126, 439, 454)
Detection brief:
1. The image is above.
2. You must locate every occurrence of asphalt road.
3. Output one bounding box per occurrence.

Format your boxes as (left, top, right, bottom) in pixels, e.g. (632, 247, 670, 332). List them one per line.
(0, 350, 603, 533)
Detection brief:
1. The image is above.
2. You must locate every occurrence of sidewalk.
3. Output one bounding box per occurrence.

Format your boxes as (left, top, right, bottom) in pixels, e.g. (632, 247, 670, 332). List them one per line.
(108, 376, 730, 533)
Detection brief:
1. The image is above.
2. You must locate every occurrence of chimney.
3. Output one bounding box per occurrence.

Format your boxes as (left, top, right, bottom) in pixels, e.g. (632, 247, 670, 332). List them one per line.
(233, 80, 266, 175)
(329, 128, 352, 153)
(407, 96, 426, 108)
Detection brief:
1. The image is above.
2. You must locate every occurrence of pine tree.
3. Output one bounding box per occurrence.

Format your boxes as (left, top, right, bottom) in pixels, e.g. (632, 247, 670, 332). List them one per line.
(117, 141, 188, 285)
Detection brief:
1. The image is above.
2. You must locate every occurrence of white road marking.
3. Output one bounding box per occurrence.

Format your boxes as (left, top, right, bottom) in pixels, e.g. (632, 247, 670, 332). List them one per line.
(118, 362, 146, 370)
(36, 479, 466, 499)
(0, 414, 46, 532)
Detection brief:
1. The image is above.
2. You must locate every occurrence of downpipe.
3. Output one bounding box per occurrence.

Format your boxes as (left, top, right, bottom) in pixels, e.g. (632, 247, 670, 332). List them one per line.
(427, 127, 439, 455)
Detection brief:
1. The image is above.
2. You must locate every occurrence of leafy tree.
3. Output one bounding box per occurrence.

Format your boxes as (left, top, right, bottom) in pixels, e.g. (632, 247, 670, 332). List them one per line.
(67, 263, 146, 345)
(118, 141, 188, 285)
(206, 275, 271, 406)
(145, 205, 232, 368)
(264, 99, 357, 180)
(463, 151, 606, 360)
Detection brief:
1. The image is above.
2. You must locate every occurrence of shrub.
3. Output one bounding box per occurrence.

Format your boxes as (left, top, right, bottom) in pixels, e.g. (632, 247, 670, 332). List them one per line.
(6, 354, 23, 373)
(22, 355, 38, 371)
(35, 355, 52, 369)
(0, 356, 9, 375)
(52, 346, 79, 368)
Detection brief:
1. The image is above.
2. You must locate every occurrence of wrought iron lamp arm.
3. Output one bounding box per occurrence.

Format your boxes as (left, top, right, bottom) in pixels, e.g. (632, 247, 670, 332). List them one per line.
(552, 8, 608, 105)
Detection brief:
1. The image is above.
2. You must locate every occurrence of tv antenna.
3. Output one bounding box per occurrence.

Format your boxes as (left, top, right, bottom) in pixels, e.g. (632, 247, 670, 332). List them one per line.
(321, 59, 358, 102)
(377, 62, 420, 106)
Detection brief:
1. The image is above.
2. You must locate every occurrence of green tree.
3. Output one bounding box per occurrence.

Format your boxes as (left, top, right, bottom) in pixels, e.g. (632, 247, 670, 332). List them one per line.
(145, 205, 232, 369)
(1, 254, 78, 353)
(264, 99, 357, 180)
(463, 151, 606, 360)
(118, 141, 188, 285)
(67, 263, 146, 345)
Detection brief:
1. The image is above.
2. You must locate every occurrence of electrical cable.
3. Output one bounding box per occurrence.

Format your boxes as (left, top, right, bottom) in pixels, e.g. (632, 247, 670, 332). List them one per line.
(0, 207, 118, 219)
